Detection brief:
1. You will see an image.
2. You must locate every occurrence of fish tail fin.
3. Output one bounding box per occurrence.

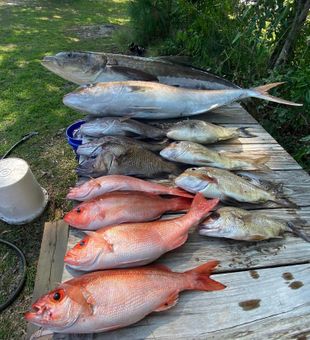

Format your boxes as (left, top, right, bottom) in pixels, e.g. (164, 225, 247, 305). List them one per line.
(187, 193, 219, 221)
(184, 260, 226, 291)
(275, 197, 298, 208)
(250, 82, 302, 106)
(237, 127, 256, 138)
(251, 155, 270, 170)
(287, 222, 310, 242)
(169, 197, 193, 211)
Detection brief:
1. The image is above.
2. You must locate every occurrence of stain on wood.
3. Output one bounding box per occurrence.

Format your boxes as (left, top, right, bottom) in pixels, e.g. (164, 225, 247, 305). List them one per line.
(250, 270, 259, 279)
(289, 281, 304, 290)
(282, 272, 294, 281)
(239, 299, 261, 311)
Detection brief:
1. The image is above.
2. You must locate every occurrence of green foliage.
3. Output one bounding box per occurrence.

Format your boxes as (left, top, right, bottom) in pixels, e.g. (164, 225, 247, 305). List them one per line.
(128, 0, 310, 170)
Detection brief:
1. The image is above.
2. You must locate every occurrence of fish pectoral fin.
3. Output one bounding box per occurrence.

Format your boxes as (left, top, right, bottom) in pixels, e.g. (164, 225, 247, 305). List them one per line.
(248, 234, 269, 241)
(84, 232, 114, 252)
(154, 292, 179, 312)
(107, 65, 159, 81)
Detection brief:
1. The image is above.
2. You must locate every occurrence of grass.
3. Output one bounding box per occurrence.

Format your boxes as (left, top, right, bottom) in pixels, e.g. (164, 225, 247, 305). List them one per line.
(0, 0, 129, 338)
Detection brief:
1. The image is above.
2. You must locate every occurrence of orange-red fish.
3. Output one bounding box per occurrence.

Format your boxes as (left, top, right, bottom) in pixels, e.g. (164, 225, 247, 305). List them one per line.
(25, 261, 225, 333)
(64, 191, 192, 230)
(67, 175, 193, 201)
(64, 194, 219, 271)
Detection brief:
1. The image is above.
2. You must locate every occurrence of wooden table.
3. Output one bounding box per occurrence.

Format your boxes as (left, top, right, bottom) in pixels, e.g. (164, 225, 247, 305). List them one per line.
(27, 104, 310, 339)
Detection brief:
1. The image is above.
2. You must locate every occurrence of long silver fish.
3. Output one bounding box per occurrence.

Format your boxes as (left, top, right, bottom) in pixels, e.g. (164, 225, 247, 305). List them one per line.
(160, 141, 269, 170)
(79, 117, 165, 139)
(77, 136, 168, 157)
(77, 143, 180, 178)
(175, 167, 293, 206)
(63, 81, 301, 119)
(199, 207, 310, 242)
(41, 51, 237, 89)
(162, 119, 254, 144)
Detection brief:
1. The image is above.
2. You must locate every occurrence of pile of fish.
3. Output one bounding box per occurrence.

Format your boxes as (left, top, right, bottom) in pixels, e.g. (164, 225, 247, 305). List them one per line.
(25, 51, 308, 334)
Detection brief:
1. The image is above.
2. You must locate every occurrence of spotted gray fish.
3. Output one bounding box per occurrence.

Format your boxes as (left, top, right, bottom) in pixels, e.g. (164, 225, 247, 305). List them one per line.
(77, 143, 180, 178)
(160, 141, 269, 170)
(42, 51, 237, 89)
(175, 167, 293, 206)
(79, 117, 165, 139)
(63, 81, 301, 119)
(199, 207, 310, 242)
(162, 119, 254, 144)
(77, 136, 168, 157)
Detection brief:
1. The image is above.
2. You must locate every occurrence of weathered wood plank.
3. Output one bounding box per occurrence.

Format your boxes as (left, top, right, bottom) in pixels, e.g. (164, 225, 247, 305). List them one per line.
(202, 103, 258, 124)
(55, 263, 310, 340)
(26, 221, 69, 340)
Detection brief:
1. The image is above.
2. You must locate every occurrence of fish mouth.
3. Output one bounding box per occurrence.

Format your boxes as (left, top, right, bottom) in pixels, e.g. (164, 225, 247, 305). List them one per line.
(41, 56, 62, 67)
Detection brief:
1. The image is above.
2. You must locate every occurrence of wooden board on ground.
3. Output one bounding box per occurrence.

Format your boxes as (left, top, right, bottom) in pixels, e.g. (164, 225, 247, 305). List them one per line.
(26, 221, 69, 340)
(27, 101, 310, 339)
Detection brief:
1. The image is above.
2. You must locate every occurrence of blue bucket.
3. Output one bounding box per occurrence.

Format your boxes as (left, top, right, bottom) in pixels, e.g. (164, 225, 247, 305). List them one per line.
(66, 120, 85, 151)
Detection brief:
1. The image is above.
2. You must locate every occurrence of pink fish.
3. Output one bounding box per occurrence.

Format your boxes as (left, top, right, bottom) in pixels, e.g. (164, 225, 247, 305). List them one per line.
(66, 175, 193, 201)
(64, 191, 192, 230)
(25, 261, 225, 333)
(64, 193, 219, 271)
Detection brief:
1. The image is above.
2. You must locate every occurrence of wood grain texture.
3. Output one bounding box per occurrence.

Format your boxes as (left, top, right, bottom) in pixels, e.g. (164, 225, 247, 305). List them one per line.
(26, 221, 69, 340)
(55, 263, 309, 340)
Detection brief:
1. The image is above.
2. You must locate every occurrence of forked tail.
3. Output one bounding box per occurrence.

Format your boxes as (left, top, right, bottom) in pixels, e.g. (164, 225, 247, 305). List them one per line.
(187, 193, 219, 222)
(250, 83, 302, 106)
(185, 260, 226, 291)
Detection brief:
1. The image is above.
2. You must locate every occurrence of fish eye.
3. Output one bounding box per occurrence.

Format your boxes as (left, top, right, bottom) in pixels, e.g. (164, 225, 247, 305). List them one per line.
(211, 212, 220, 220)
(79, 239, 85, 246)
(76, 207, 82, 213)
(52, 289, 64, 302)
(67, 52, 72, 58)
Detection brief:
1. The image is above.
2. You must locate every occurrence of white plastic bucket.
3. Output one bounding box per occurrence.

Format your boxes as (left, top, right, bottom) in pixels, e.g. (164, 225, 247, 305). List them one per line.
(0, 158, 48, 224)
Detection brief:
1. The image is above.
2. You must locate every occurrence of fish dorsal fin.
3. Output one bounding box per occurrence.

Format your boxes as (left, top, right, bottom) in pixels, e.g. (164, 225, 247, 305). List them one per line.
(154, 292, 179, 312)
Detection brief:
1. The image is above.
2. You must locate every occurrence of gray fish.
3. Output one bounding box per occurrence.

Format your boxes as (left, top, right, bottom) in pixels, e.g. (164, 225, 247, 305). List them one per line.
(79, 117, 165, 139)
(163, 119, 254, 144)
(63, 81, 301, 119)
(199, 207, 310, 242)
(175, 167, 293, 206)
(77, 143, 180, 178)
(160, 141, 269, 170)
(41, 51, 237, 89)
(77, 136, 169, 157)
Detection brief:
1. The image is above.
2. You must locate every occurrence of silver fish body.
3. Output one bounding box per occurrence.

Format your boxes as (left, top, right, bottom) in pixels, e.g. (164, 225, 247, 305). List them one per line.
(175, 167, 276, 204)
(199, 207, 289, 241)
(160, 141, 268, 170)
(42, 51, 237, 89)
(63, 81, 301, 119)
(79, 117, 165, 139)
(165, 119, 244, 144)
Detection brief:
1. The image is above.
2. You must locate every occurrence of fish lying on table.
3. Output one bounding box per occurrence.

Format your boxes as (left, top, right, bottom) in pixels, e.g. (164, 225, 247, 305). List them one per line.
(25, 261, 225, 333)
(64, 194, 219, 271)
(199, 207, 310, 242)
(67, 174, 193, 201)
(64, 191, 192, 230)
(160, 119, 254, 144)
(63, 81, 301, 119)
(76, 136, 168, 157)
(175, 167, 294, 206)
(41, 51, 237, 89)
(79, 117, 165, 139)
(160, 141, 269, 170)
(77, 142, 180, 178)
